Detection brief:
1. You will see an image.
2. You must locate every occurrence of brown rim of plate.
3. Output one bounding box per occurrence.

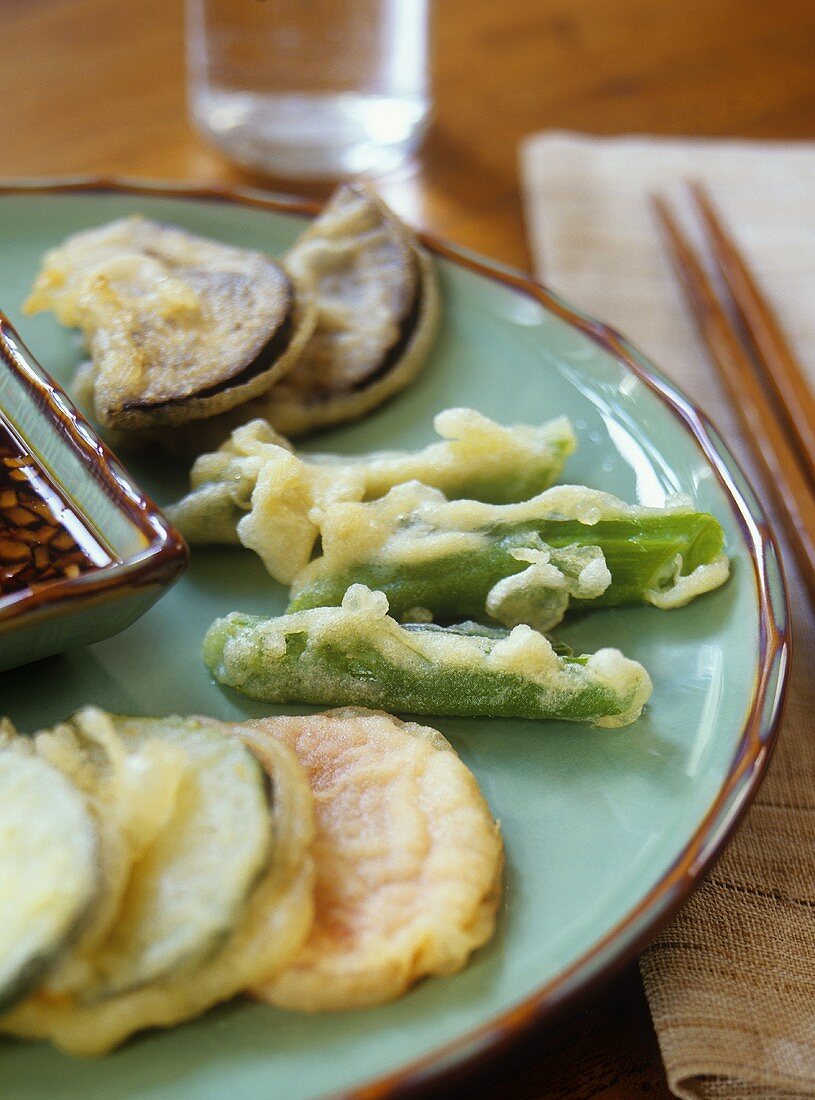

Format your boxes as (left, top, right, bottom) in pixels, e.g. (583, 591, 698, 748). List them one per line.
(0, 178, 790, 1097)
(0, 308, 188, 623)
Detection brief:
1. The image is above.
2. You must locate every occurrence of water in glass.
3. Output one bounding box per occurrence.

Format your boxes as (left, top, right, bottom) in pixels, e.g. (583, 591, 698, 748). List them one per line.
(186, 0, 430, 178)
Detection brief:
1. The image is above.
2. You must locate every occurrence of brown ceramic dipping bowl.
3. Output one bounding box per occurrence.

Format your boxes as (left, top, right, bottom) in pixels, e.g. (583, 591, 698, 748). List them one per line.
(0, 313, 187, 672)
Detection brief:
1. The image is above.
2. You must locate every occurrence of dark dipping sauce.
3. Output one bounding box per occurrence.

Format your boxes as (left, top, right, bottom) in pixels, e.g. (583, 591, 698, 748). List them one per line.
(0, 416, 111, 597)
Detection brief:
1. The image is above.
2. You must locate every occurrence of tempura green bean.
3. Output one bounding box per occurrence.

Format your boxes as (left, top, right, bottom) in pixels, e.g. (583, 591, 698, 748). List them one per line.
(288, 482, 729, 630)
(168, 408, 575, 582)
(203, 585, 652, 728)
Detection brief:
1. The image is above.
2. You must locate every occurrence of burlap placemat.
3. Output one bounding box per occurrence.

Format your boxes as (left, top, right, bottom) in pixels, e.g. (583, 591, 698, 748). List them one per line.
(521, 132, 815, 1099)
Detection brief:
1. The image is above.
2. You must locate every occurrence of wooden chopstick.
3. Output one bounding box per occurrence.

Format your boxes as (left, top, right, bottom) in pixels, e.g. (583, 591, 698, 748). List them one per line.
(689, 180, 815, 489)
(652, 193, 815, 598)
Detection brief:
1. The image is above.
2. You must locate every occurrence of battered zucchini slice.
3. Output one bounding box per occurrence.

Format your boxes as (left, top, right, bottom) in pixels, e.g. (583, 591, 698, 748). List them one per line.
(31, 710, 273, 1001)
(24, 216, 316, 429)
(0, 740, 99, 1012)
(31, 709, 188, 996)
(85, 715, 273, 999)
(1, 720, 315, 1056)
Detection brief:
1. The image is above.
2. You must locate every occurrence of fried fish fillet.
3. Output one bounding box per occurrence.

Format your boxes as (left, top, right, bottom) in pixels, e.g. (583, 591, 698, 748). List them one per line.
(244, 707, 503, 1011)
(24, 216, 315, 430)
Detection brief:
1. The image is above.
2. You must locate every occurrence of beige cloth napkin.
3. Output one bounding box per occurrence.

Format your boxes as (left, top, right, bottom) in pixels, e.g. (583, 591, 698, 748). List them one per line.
(521, 133, 815, 1100)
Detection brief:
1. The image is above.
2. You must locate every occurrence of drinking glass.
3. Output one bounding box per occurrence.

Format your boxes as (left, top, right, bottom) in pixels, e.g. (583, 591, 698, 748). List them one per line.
(186, 0, 431, 179)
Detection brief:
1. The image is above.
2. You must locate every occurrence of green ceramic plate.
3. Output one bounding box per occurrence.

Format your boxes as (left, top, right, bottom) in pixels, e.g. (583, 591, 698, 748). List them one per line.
(0, 182, 788, 1100)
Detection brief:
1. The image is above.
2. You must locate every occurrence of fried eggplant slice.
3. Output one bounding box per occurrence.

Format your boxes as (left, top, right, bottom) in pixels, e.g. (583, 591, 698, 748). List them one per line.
(266, 182, 439, 435)
(0, 737, 99, 1012)
(1, 719, 316, 1056)
(181, 183, 440, 445)
(245, 708, 503, 1011)
(168, 409, 576, 583)
(24, 216, 316, 429)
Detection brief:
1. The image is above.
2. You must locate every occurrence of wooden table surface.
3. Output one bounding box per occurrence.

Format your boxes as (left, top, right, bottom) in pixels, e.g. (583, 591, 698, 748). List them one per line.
(3, 1, 815, 1096)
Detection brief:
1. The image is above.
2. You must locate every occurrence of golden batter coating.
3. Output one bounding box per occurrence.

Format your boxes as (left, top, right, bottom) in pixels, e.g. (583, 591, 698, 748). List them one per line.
(2, 720, 315, 1056)
(25, 216, 315, 430)
(245, 707, 503, 1012)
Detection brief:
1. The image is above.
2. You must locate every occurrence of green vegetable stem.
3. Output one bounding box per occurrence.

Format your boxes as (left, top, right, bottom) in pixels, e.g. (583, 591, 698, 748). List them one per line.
(203, 585, 653, 729)
(168, 408, 576, 583)
(288, 483, 729, 630)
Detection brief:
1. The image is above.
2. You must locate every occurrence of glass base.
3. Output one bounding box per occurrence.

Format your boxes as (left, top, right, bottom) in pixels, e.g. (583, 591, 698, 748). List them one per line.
(190, 88, 430, 179)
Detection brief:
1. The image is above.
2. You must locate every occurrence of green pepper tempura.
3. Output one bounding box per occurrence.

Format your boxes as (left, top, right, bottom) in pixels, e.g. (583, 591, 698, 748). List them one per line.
(203, 585, 653, 728)
(288, 482, 730, 631)
(168, 408, 576, 582)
